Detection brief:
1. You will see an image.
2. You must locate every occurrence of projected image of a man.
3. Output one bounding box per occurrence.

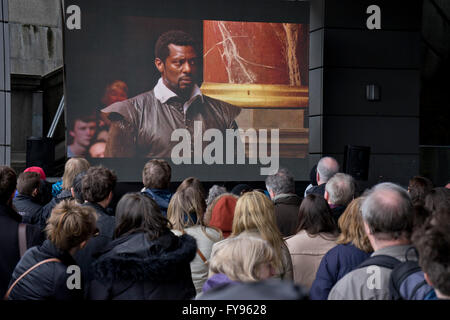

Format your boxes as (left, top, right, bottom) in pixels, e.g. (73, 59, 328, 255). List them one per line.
(102, 30, 241, 158)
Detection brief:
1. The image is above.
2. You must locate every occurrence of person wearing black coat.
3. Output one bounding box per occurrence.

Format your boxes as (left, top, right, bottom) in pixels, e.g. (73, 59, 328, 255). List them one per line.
(0, 166, 42, 297)
(7, 200, 97, 300)
(13, 172, 46, 227)
(89, 193, 197, 300)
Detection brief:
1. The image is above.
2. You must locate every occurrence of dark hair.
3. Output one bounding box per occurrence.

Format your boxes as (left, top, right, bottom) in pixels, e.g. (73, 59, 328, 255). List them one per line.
(424, 187, 450, 214)
(296, 193, 338, 235)
(408, 176, 433, 206)
(412, 214, 450, 296)
(72, 172, 87, 204)
(142, 159, 171, 189)
(17, 172, 41, 196)
(115, 193, 171, 240)
(82, 166, 117, 203)
(155, 30, 197, 62)
(0, 166, 17, 204)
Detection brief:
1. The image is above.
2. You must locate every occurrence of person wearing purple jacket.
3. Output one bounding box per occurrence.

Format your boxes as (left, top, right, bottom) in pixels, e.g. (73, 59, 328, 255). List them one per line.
(310, 197, 373, 300)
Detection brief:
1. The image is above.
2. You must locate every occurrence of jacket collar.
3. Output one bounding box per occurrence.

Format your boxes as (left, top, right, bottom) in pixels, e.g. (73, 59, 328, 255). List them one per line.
(93, 231, 196, 282)
(0, 203, 22, 222)
(84, 202, 109, 216)
(154, 77, 203, 111)
(40, 240, 78, 266)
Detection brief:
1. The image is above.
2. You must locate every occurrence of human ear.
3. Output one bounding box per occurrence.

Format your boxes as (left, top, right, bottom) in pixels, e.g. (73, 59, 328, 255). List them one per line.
(155, 58, 165, 73)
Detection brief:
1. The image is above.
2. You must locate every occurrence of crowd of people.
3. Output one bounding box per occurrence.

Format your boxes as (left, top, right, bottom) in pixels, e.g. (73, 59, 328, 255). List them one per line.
(0, 156, 449, 300)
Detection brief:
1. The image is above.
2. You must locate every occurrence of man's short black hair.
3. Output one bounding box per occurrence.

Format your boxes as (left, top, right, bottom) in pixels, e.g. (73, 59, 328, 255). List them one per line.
(155, 30, 197, 62)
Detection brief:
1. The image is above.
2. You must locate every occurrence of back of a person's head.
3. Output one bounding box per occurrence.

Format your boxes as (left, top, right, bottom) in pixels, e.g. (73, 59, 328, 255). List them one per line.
(265, 167, 295, 196)
(206, 185, 227, 206)
(325, 172, 356, 206)
(208, 194, 238, 238)
(408, 176, 433, 205)
(0, 166, 16, 204)
(412, 213, 450, 298)
(424, 187, 450, 214)
(62, 157, 90, 190)
(115, 192, 170, 240)
(167, 179, 206, 231)
(209, 234, 276, 282)
(231, 184, 253, 197)
(142, 159, 171, 189)
(82, 166, 117, 203)
(317, 157, 339, 183)
(72, 172, 87, 204)
(45, 200, 97, 251)
(16, 171, 40, 197)
(337, 197, 372, 252)
(296, 193, 337, 235)
(361, 182, 413, 241)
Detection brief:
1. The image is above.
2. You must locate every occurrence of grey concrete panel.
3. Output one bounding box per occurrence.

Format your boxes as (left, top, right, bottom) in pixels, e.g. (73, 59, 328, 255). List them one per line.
(9, 0, 61, 27)
(322, 116, 419, 154)
(4, 21, 9, 91)
(0, 0, 3, 22)
(9, 23, 63, 75)
(0, 145, 4, 165)
(309, 116, 322, 154)
(323, 0, 422, 31)
(309, 68, 323, 116)
(310, 0, 324, 31)
(309, 29, 323, 69)
(0, 22, 4, 91)
(323, 68, 420, 117)
(2, 0, 8, 22)
(5, 91, 10, 145)
(0, 91, 4, 144)
(324, 29, 421, 69)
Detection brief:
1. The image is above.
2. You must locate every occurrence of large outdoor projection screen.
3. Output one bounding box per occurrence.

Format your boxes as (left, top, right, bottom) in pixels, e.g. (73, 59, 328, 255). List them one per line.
(63, 0, 310, 181)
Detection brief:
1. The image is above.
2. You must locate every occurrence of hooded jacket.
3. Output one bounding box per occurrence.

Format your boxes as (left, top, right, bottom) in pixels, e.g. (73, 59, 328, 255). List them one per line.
(273, 193, 302, 237)
(142, 188, 173, 217)
(89, 231, 197, 300)
(13, 194, 44, 227)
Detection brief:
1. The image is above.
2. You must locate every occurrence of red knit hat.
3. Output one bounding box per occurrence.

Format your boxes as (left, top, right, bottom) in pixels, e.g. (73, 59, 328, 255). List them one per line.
(209, 195, 237, 238)
(24, 166, 46, 180)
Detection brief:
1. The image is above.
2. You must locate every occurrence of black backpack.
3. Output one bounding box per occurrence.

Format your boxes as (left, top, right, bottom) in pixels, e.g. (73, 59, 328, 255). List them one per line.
(357, 247, 435, 300)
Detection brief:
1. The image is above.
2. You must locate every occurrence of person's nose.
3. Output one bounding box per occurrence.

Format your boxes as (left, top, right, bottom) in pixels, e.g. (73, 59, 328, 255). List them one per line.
(182, 61, 191, 74)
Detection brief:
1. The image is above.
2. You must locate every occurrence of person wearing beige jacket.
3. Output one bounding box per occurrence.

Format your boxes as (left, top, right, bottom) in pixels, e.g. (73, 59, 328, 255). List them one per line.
(286, 193, 339, 289)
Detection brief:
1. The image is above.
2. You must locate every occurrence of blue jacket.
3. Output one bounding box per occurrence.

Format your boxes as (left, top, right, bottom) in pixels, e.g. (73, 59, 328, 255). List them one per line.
(142, 188, 173, 216)
(309, 243, 371, 300)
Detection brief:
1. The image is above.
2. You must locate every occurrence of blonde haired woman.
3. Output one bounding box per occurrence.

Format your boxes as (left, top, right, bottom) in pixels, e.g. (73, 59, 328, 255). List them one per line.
(6, 200, 97, 300)
(201, 234, 276, 294)
(228, 191, 293, 280)
(167, 177, 223, 294)
(310, 197, 373, 299)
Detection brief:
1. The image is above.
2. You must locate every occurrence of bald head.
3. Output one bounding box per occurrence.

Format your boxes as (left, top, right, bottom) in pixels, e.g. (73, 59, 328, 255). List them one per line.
(317, 157, 339, 185)
(362, 182, 413, 241)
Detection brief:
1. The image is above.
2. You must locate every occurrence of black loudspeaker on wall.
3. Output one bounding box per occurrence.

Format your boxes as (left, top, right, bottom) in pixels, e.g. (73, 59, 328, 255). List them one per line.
(26, 137, 55, 176)
(343, 145, 370, 181)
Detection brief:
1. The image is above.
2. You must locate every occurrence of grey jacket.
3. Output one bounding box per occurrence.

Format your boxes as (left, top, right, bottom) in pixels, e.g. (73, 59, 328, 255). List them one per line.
(328, 244, 417, 300)
(102, 89, 241, 158)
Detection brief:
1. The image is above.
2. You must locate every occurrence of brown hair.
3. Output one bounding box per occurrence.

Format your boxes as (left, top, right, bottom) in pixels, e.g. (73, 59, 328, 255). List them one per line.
(336, 197, 372, 253)
(45, 200, 97, 251)
(16, 172, 41, 196)
(167, 177, 206, 231)
(408, 176, 433, 206)
(142, 159, 171, 189)
(296, 193, 338, 235)
(0, 166, 16, 204)
(62, 157, 90, 190)
(82, 166, 117, 203)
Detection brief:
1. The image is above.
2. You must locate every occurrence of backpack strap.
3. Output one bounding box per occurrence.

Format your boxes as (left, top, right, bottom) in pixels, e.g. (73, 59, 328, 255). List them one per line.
(389, 260, 431, 300)
(4, 258, 61, 300)
(357, 254, 401, 270)
(18, 223, 27, 258)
